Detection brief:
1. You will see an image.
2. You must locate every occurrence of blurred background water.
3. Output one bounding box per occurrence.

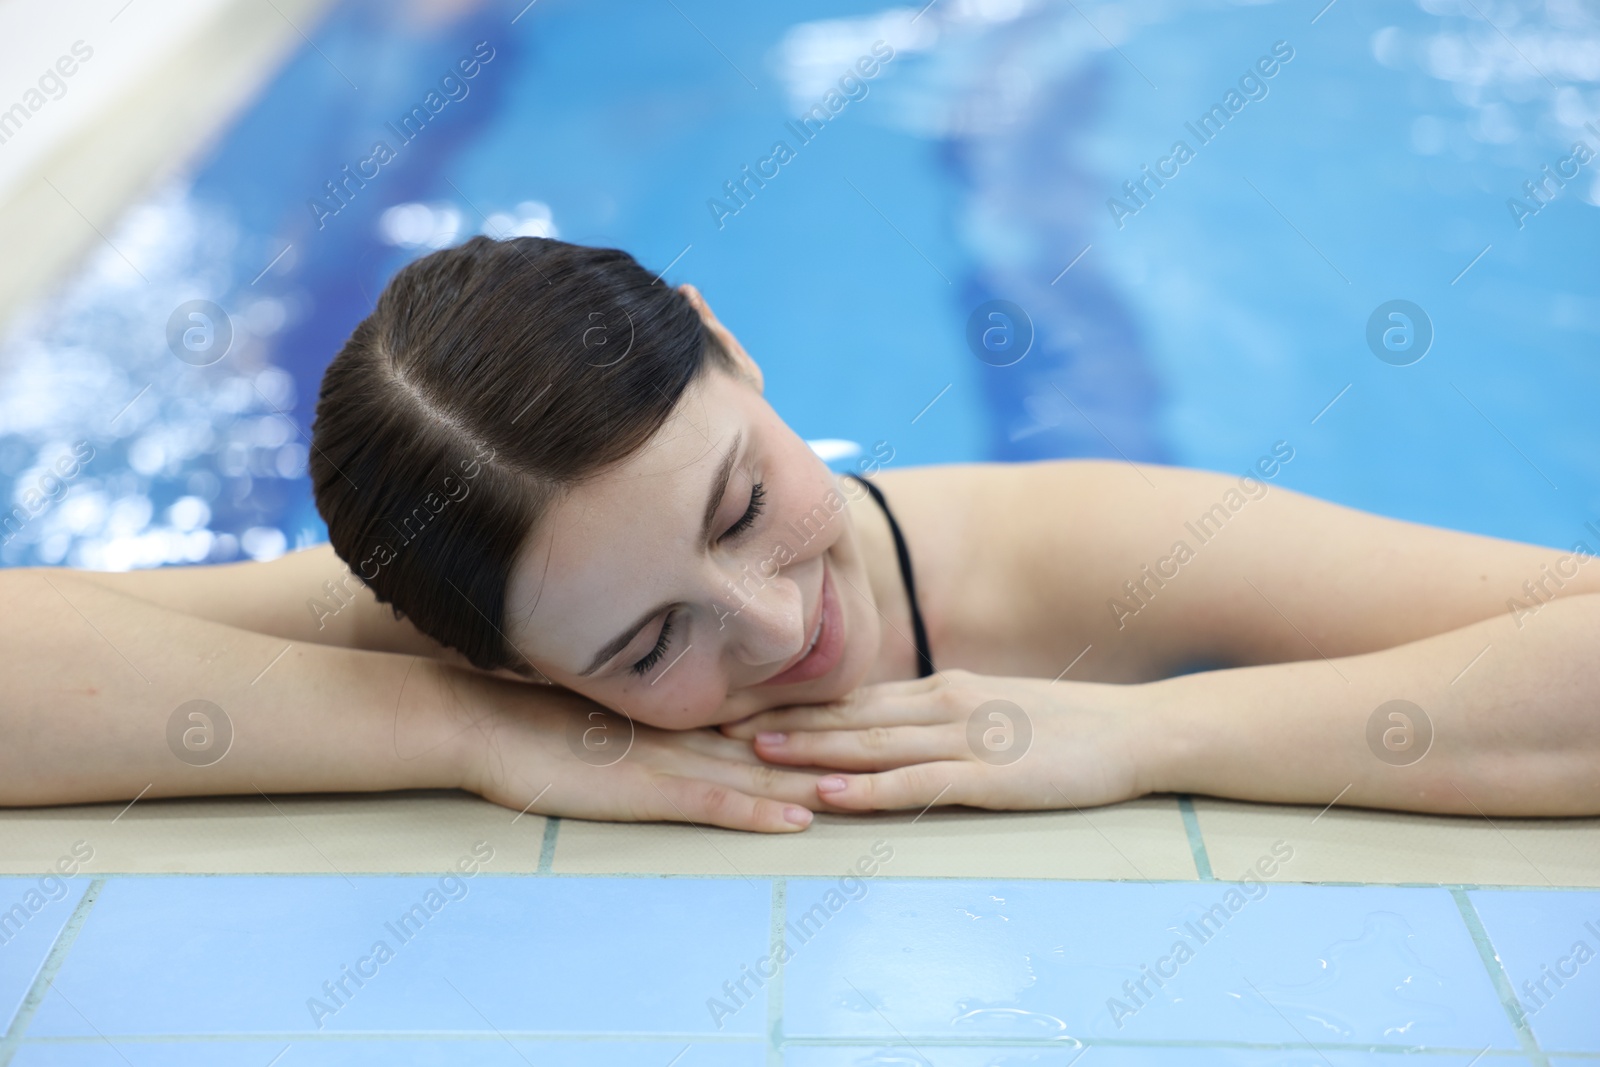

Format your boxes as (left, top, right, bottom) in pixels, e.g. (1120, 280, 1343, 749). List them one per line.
(1, 0, 1596, 572)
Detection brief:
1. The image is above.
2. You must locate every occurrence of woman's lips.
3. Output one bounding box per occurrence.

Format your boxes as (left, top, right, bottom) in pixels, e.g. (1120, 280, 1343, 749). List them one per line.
(758, 559, 844, 687)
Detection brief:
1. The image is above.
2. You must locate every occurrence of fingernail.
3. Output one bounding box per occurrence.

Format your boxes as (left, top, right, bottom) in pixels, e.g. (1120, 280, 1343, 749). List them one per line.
(784, 805, 813, 826)
(757, 731, 787, 745)
(817, 775, 849, 794)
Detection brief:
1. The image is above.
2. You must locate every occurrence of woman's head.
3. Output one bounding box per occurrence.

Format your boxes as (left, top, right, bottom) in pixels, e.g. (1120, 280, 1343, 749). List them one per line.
(311, 236, 883, 728)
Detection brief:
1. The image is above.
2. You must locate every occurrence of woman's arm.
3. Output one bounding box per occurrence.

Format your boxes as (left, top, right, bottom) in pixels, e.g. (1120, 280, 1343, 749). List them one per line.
(726, 591, 1600, 817)
(0, 569, 822, 831)
(1141, 588, 1600, 816)
(57, 544, 467, 662)
(0, 567, 466, 806)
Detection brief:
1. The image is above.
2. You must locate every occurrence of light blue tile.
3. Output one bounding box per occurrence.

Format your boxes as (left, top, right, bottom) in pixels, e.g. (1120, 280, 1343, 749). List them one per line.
(11, 1042, 329, 1067)
(786, 1051, 1081, 1067)
(30, 875, 771, 1037)
(0, 875, 90, 1033)
(1468, 889, 1600, 1053)
(12, 1039, 763, 1066)
(784, 1050, 1533, 1067)
(780, 880, 1519, 1049)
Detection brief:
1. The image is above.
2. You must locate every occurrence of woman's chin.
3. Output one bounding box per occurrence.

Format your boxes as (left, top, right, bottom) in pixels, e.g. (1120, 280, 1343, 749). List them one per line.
(764, 636, 876, 715)
(707, 654, 865, 727)
(701, 564, 882, 728)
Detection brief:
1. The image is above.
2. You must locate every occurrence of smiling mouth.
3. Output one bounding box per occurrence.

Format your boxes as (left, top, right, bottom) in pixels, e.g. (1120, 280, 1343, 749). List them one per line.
(802, 615, 823, 657)
(757, 557, 844, 687)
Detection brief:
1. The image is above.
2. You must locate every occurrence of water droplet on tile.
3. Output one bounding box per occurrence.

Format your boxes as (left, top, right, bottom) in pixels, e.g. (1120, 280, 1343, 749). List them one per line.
(1240, 909, 1458, 1040)
(857, 1054, 931, 1067)
(951, 1005, 1080, 1039)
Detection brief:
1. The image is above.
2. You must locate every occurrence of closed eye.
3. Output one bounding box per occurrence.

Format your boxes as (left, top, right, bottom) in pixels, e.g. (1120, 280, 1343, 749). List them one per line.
(626, 480, 762, 678)
(720, 480, 765, 540)
(630, 611, 676, 676)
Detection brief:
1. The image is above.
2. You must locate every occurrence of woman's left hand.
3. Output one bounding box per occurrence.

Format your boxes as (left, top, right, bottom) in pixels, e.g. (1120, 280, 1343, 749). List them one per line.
(719, 669, 1158, 813)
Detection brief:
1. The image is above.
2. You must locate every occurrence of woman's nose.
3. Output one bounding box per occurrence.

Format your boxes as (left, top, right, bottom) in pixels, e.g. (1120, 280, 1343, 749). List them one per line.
(725, 576, 807, 668)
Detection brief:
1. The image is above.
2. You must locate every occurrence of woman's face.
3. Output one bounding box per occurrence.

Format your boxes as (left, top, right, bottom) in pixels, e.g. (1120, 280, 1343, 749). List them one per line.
(503, 316, 884, 729)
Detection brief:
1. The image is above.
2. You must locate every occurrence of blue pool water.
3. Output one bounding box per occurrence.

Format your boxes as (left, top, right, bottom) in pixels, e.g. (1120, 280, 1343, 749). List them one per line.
(1, 0, 1597, 568)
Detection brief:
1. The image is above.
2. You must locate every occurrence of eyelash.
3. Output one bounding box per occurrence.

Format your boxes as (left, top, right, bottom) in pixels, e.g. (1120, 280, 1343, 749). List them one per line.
(631, 611, 676, 677)
(628, 481, 764, 678)
(721, 480, 765, 540)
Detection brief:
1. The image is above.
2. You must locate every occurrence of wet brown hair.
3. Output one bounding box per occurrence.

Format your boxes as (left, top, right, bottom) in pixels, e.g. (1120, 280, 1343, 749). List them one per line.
(309, 235, 730, 673)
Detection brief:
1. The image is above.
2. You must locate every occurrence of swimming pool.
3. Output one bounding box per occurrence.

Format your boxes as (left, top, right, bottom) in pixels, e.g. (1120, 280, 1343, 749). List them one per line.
(4, 4, 1600, 1060)
(2, 0, 1596, 570)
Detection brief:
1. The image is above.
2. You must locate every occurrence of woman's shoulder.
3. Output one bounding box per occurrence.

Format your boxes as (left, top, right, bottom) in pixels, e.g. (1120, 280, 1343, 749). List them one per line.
(868, 456, 1212, 583)
(871, 457, 1156, 502)
(863, 459, 1115, 580)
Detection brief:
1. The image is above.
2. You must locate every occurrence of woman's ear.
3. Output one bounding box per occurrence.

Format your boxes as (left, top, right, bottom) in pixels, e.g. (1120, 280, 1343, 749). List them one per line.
(679, 283, 763, 393)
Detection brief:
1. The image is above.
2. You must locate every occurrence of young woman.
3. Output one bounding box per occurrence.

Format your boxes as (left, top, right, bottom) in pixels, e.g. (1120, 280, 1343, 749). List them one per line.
(4, 236, 1597, 832)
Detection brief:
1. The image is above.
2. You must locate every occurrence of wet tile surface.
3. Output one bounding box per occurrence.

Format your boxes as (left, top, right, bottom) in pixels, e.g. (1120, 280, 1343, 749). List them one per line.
(1469, 889, 1600, 1053)
(3, 874, 1585, 1062)
(0, 876, 90, 1034)
(779, 880, 1520, 1050)
(9, 1041, 763, 1066)
(784, 1052, 1533, 1067)
(26, 876, 772, 1038)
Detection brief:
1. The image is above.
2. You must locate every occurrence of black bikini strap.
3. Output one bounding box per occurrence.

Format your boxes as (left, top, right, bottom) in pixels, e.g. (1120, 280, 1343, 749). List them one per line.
(845, 474, 935, 678)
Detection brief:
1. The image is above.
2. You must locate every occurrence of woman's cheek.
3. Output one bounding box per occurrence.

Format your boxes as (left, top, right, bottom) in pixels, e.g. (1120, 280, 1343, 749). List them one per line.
(693, 674, 737, 728)
(632, 667, 729, 730)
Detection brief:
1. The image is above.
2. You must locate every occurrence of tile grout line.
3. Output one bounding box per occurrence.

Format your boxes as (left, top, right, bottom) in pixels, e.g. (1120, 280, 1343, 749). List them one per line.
(4, 1033, 1573, 1053)
(1176, 796, 1215, 880)
(1449, 887, 1549, 1067)
(0, 876, 106, 1067)
(766, 878, 785, 1067)
(2, 871, 1589, 889)
(537, 817, 561, 875)
(21, 1033, 765, 1047)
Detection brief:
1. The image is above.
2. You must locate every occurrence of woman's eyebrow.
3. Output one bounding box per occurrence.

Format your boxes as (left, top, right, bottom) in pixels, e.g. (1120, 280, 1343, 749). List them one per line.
(698, 430, 742, 544)
(578, 601, 671, 677)
(577, 431, 742, 677)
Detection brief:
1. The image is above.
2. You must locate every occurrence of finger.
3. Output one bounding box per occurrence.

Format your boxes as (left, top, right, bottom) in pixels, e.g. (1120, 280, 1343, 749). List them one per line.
(721, 697, 941, 739)
(812, 762, 971, 812)
(684, 750, 833, 805)
(674, 726, 767, 763)
(674, 747, 869, 814)
(753, 724, 960, 771)
(646, 773, 814, 833)
(625, 731, 853, 809)
(668, 731, 859, 786)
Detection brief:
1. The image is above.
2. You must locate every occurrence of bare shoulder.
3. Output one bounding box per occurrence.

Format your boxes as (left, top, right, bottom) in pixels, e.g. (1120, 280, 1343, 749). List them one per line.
(870, 458, 1600, 680)
(872, 456, 1194, 563)
(870, 460, 1142, 676)
(874, 457, 1218, 515)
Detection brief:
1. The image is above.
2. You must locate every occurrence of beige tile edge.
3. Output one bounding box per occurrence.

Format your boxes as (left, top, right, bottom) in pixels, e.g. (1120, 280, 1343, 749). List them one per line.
(1192, 797, 1600, 888)
(0, 790, 549, 874)
(550, 797, 1202, 880)
(12, 791, 1589, 886)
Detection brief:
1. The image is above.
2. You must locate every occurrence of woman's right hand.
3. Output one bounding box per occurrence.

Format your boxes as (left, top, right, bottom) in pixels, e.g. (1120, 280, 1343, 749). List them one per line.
(421, 663, 824, 833)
